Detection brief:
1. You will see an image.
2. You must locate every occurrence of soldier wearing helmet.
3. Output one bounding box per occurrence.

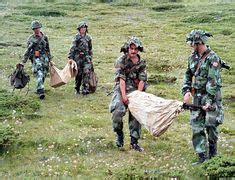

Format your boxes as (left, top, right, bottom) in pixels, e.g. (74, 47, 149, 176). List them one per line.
(109, 36, 147, 152)
(68, 21, 93, 95)
(21, 20, 51, 100)
(182, 29, 224, 165)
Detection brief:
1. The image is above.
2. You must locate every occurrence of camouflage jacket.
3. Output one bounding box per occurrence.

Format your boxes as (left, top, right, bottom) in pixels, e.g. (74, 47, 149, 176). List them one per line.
(182, 46, 222, 105)
(23, 32, 50, 63)
(114, 54, 147, 92)
(68, 32, 92, 61)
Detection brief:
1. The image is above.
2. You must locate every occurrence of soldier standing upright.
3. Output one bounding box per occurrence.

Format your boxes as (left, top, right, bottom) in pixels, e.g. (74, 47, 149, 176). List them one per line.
(182, 29, 224, 165)
(68, 21, 93, 95)
(109, 36, 147, 152)
(21, 20, 51, 100)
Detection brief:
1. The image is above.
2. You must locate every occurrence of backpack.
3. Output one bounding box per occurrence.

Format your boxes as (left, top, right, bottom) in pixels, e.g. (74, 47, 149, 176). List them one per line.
(10, 64, 30, 89)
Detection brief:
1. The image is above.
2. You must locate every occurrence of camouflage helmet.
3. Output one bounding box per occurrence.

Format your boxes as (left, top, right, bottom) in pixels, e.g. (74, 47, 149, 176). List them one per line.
(31, 20, 42, 30)
(77, 21, 88, 30)
(186, 29, 212, 45)
(120, 36, 144, 53)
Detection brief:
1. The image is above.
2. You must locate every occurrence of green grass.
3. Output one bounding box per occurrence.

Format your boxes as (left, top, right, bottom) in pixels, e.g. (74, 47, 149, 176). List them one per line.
(0, 0, 234, 178)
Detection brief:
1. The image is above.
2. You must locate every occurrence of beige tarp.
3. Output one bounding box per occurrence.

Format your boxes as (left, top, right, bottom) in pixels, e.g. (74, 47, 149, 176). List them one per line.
(49, 61, 78, 88)
(127, 91, 183, 137)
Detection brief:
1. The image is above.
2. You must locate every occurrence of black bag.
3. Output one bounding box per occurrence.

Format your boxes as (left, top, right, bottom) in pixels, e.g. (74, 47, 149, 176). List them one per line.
(10, 64, 30, 89)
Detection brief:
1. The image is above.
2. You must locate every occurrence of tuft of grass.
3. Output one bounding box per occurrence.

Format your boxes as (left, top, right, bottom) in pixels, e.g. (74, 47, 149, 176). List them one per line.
(152, 4, 185, 11)
(220, 29, 233, 36)
(183, 14, 216, 23)
(148, 74, 177, 84)
(24, 10, 66, 17)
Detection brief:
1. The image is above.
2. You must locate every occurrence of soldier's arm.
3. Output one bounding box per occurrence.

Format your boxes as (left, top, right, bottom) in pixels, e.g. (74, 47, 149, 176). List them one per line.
(182, 59, 193, 95)
(68, 37, 79, 60)
(22, 38, 34, 63)
(114, 57, 126, 82)
(137, 60, 147, 91)
(120, 78, 128, 105)
(204, 55, 222, 105)
(44, 35, 51, 58)
(114, 57, 128, 104)
(88, 37, 93, 57)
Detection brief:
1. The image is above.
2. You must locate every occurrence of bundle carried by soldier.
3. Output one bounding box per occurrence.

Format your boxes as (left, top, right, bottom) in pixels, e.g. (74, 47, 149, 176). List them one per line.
(127, 90, 183, 137)
(49, 60, 78, 88)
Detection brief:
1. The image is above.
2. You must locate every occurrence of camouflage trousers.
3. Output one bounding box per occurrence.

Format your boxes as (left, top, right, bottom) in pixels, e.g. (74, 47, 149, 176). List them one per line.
(75, 58, 92, 93)
(109, 84, 141, 139)
(32, 55, 49, 93)
(190, 92, 224, 154)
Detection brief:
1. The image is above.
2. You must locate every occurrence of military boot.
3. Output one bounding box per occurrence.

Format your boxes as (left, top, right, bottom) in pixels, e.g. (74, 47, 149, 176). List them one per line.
(130, 136, 144, 152)
(116, 131, 124, 147)
(82, 84, 90, 95)
(209, 143, 217, 159)
(192, 152, 208, 166)
(37, 89, 45, 100)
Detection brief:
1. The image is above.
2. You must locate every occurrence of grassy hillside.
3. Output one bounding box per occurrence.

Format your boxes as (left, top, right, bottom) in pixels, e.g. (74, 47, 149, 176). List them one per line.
(0, 0, 234, 178)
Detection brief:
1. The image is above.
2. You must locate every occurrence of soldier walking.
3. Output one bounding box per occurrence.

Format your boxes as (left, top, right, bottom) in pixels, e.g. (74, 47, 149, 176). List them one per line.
(21, 20, 51, 100)
(109, 36, 147, 152)
(182, 29, 224, 165)
(68, 21, 93, 95)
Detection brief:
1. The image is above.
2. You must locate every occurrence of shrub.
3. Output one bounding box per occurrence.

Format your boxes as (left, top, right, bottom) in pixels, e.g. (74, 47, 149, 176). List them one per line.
(0, 89, 40, 119)
(201, 156, 235, 177)
(0, 124, 18, 153)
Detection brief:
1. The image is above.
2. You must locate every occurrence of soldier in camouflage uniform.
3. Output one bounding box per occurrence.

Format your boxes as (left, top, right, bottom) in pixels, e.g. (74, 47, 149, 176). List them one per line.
(182, 29, 224, 165)
(68, 21, 93, 95)
(109, 36, 147, 152)
(21, 20, 51, 100)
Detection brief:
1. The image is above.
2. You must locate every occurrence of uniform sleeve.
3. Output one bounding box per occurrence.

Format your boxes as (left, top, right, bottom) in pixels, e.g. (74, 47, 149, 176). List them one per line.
(44, 35, 51, 58)
(22, 37, 34, 63)
(204, 54, 222, 104)
(138, 60, 147, 81)
(68, 36, 78, 60)
(88, 36, 93, 57)
(114, 57, 126, 81)
(182, 58, 193, 95)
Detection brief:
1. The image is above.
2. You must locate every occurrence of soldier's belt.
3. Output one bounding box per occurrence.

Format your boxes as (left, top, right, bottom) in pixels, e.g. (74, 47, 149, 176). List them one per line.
(191, 88, 206, 95)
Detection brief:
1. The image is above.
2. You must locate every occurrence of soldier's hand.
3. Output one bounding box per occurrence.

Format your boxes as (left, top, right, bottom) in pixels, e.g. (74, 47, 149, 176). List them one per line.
(17, 62, 25, 68)
(68, 59, 74, 64)
(122, 95, 129, 105)
(183, 91, 192, 104)
(202, 103, 211, 112)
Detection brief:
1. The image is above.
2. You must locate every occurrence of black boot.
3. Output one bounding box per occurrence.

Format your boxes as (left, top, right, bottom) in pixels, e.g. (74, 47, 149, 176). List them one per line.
(209, 143, 217, 159)
(37, 89, 45, 100)
(130, 136, 144, 152)
(192, 152, 208, 166)
(116, 131, 124, 147)
(82, 84, 90, 95)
